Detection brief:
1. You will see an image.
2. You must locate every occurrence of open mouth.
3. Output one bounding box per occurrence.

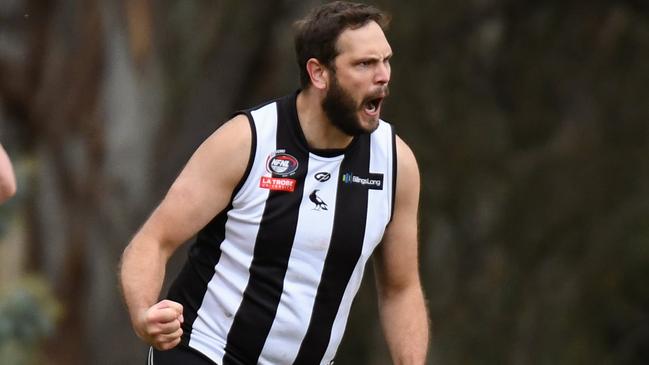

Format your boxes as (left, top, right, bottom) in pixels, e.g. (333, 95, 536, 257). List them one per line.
(363, 97, 384, 115)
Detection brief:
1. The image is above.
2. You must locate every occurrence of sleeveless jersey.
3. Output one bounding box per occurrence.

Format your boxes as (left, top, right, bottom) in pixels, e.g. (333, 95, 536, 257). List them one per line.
(167, 91, 397, 365)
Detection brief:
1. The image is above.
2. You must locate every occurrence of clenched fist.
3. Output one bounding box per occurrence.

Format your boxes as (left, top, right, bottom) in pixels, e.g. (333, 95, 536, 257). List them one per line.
(135, 300, 184, 350)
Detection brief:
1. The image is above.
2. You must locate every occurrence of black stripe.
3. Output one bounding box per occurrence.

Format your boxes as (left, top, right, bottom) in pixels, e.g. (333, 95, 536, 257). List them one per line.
(231, 112, 258, 195)
(152, 345, 220, 365)
(293, 133, 372, 364)
(167, 115, 257, 346)
(223, 96, 308, 364)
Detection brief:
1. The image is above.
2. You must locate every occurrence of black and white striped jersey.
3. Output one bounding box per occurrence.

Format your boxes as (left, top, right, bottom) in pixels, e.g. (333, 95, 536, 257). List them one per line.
(167, 91, 397, 365)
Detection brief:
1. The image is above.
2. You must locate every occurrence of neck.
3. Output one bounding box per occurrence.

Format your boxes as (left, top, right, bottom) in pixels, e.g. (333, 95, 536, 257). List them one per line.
(296, 88, 354, 150)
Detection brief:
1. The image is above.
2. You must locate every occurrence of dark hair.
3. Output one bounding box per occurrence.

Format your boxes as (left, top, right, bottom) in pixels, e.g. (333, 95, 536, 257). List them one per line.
(294, 1, 390, 88)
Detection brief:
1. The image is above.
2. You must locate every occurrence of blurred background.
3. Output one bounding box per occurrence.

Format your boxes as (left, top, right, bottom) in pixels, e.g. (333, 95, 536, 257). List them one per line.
(1, 0, 648, 364)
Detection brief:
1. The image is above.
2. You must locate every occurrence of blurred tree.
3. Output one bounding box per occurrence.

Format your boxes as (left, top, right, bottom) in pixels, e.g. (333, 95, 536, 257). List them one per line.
(0, 277, 60, 365)
(381, 0, 649, 364)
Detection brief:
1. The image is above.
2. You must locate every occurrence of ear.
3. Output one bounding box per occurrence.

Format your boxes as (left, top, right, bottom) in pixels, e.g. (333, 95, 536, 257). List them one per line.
(306, 58, 329, 90)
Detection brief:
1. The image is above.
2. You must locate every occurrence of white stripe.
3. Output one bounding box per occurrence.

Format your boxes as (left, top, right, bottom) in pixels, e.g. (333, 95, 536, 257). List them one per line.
(364, 120, 393, 254)
(321, 258, 367, 363)
(258, 153, 344, 364)
(148, 346, 153, 365)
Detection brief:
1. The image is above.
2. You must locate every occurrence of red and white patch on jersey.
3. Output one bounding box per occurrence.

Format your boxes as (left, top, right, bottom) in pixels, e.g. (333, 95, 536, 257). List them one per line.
(259, 176, 297, 192)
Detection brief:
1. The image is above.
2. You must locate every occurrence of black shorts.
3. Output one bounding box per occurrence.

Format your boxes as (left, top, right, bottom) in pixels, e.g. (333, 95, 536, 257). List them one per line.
(147, 345, 218, 365)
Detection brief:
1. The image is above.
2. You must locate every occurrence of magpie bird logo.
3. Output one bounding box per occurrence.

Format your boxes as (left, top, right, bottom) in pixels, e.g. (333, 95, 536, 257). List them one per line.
(309, 189, 328, 211)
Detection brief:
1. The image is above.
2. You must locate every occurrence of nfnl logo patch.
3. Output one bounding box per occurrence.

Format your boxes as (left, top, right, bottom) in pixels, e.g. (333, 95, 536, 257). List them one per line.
(259, 176, 296, 192)
(266, 151, 299, 176)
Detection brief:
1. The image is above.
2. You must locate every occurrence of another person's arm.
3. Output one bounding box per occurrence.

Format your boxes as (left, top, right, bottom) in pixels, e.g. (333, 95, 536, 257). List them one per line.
(373, 136, 429, 364)
(0, 143, 17, 203)
(119, 115, 251, 350)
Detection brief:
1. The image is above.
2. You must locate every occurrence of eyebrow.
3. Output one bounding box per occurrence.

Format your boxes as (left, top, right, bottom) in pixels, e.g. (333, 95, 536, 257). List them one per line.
(356, 53, 393, 63)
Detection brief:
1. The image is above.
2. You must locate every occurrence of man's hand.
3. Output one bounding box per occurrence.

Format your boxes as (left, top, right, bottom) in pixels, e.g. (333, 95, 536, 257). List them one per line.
(136, 300, 184, 350)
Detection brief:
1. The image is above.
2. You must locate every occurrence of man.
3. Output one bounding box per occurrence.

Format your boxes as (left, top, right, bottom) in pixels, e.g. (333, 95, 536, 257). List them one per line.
(120, 2, 429, 364)
(0, 143, 16, 204)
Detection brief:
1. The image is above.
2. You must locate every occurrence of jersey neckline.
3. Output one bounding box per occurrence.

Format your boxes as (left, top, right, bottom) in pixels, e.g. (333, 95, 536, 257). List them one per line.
(288, 90, 360, 158)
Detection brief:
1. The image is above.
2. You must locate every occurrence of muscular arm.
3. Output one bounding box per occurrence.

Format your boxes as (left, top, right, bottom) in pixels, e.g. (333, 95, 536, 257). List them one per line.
(0, 143, 17, 203)
(119, 115, 251, 349)
(373, 136, 429, 364)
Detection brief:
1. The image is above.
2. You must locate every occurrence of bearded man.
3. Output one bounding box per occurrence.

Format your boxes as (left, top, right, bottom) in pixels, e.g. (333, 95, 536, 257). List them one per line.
(120, 2, 429, 364)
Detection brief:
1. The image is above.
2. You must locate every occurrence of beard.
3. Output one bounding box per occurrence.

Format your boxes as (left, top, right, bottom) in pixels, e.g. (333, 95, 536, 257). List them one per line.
(321, 74, 387, 137)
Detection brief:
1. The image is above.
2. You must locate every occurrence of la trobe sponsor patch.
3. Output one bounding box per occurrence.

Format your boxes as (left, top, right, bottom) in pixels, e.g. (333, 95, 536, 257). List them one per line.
(259, 176, 297, 192)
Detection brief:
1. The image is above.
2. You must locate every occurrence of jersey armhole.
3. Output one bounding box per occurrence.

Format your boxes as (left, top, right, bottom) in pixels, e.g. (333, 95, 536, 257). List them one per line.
(229, 111, 257, 198)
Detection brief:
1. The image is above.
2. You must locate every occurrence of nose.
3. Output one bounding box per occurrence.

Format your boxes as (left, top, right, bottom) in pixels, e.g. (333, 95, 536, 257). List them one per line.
(375, 62, 390, 85)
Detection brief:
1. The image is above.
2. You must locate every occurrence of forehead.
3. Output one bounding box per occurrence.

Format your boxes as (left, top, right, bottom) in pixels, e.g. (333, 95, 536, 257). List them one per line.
(335, 21, 392, 58)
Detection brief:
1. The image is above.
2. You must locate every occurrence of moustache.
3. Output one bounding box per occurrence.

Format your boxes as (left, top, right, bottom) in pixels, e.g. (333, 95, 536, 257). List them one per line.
(369, 85, 389, 99)
(361, 85, 390, 106)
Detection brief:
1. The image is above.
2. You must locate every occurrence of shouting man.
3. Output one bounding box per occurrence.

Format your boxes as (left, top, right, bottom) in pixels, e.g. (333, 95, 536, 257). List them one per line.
(120, 2, 429, 364)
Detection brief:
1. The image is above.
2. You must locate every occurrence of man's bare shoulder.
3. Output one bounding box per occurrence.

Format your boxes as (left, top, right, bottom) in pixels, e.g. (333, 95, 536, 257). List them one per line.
(201, 114, 252, 163)
(177, 114, 253, 197)
(207, 114, 251, 147)
(395, 135, 419, 180)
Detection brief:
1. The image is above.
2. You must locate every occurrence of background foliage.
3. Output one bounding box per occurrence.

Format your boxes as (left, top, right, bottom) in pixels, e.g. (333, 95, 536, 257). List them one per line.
(1, 0, 648, 364)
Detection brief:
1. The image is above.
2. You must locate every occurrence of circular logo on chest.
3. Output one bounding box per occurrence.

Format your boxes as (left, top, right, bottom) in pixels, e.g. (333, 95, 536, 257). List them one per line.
(267, 152, 299, 176)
